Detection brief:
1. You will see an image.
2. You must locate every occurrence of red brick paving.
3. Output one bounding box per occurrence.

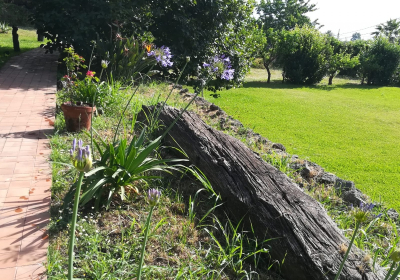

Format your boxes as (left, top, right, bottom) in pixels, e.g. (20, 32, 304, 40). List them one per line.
(0, 48, 57, 280)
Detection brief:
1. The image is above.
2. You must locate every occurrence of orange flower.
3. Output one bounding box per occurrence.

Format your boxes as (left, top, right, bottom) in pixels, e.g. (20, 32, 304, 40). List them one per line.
(145, 44, 151, 52)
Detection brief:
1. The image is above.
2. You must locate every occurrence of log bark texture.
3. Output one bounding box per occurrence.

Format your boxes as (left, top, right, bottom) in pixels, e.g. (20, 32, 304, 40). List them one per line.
(149, 105, 385, 280)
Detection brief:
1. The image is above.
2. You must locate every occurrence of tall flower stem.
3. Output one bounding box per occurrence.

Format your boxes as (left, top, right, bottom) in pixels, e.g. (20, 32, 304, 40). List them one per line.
(149, 60, 189, 133)
(384, 262, 396, 280)
(137, 206, 155, 280)
(68, 171, 85, 280)
(161, 79, 209, 140)
(388, 264, 400, 280)
(113, 84, 141, 143)
(334, 222, 361, 280)
(90, 90, 97, 152)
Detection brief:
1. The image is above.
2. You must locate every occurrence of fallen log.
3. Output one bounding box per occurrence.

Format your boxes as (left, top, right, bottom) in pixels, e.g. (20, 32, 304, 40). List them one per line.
(145, 105, 385, 280)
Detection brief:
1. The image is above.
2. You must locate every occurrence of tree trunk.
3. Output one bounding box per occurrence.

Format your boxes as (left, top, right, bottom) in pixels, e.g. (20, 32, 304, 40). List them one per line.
(329, 75, 334, 85)
(263, 59, 272, 84)
(267, 66, 271, 83)
(149, 105, 386, 280)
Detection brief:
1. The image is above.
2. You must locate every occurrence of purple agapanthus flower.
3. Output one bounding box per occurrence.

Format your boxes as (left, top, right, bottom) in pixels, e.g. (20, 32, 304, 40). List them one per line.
(202, 54, 235, 81)
(148, 188, 162, 206)
(70, 138, 92, 172)
(222, 69, 235, 80)
(147, 46, 173, 68)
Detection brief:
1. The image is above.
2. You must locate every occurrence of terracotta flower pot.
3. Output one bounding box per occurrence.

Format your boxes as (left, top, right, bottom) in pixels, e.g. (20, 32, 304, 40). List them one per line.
(61, 102, 96, 132)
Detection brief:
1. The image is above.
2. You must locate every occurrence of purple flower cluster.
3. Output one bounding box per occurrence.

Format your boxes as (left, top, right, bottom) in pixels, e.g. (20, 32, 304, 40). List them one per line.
(147, 46, 173, 68)
(351, 201, 382, 223)
(70, 139, 92, 172)
(147, 188, 162, 206)
(202, 55, 235, 81)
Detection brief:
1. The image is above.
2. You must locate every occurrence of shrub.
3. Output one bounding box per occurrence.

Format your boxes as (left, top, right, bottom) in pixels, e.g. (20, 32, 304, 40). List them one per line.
(277, 25, 331, 85)
(359, 36, 400, 85)
(31, 0, 260, 90)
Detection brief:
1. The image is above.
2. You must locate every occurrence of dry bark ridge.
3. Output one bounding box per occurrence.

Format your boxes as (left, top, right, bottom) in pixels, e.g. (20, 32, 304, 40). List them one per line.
(146, 105, 386, 280)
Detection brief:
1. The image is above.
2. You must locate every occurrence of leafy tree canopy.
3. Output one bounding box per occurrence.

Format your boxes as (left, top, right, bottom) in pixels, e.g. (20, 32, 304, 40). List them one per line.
(277, 25, 331, 85)
(351, 32, 361, 41)
(257, 0, 318, 32)
(360, 36, 400, 85)
(32, 0, 261, 89)
(371, 19, 400, 44)
(256, 0, 319, 83)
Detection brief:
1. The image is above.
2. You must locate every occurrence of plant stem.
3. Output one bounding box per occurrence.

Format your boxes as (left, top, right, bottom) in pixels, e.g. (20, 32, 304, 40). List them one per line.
(384, 261, 396, 280)
(388, 263, 400, 280)
(68, 171, 85, 280)
(137, 206, 154, 280)
(90, 90, 97, 153)
(113, 84, 141, 143)
(334, 222, 360, 280)
(149, 61, 188, 134)
(161, 79, 209, 140)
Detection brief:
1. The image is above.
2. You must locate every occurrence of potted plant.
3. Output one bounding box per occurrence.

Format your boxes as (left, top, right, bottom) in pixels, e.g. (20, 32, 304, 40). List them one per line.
(60, 47, 98, 132)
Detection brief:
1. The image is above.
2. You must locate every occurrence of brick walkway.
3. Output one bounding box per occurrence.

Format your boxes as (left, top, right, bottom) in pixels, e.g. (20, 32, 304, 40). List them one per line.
(0, 48, 57, 279)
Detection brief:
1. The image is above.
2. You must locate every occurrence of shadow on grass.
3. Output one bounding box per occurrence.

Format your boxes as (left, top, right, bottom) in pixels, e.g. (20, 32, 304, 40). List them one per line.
(243, 80, 391, 91)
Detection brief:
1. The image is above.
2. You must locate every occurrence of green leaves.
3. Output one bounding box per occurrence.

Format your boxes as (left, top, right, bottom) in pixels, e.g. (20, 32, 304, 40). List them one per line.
(277, 25, 330, 85)
(78, 128, 187, 210)
(359, 36, 400, 85)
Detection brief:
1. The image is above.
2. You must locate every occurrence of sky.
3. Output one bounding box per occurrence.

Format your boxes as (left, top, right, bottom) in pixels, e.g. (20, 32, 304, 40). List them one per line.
(307, 0, 400, 41)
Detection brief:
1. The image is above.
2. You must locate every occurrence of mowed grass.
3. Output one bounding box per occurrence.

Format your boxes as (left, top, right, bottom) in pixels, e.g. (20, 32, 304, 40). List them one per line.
(206, 68, 400, 210)
(0, 27, 42, 68)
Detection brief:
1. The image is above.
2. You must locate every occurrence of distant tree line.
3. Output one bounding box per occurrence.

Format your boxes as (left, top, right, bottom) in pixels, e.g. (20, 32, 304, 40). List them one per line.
(257, 1, 400, 86)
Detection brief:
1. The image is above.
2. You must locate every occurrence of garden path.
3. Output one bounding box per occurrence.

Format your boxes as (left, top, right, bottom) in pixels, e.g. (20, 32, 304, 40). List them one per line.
(0, 48, 57, 280)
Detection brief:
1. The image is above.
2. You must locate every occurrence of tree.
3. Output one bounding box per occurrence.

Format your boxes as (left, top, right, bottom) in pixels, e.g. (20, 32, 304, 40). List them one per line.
(32, 0, 261, 89)
(0, 0, 32, 26)
(359, 36, 400, 85)
(257, 0, 318, 31)
(257, 0, 319, 83)
(277, 25, 331, 84)
(371, 19, 400, 43)
(259, 29, 279, 83)
(326, 30, 334, 37)
(326, 38, 359, 85)
(351, 32, 361, 41)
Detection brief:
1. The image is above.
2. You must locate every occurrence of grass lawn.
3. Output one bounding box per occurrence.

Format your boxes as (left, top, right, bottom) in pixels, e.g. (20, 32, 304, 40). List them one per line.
(205, 69, 400, 210)
(0, 27, 42, 68)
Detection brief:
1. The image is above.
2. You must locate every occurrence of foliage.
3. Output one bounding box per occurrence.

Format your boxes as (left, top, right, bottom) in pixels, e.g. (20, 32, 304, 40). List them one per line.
(371, 19, 400, 44)
(359, 36, 400, 85)
(334, 203, 381, 280)
(257, 0, 318, 84)
(95, 35, 158, 84)
(326, 38, 360, 85)
(277, 25, 331, 84)
(204, 216, 270, 278)
(31, 0, 113, 55)
(0, 0, 32, 26)
(259, 29, 279, 83)
(351, 32, 362, 41)
(70, 129, 184, 210)
(0, 21, 10, 33)
(32, 0, 260, 90)
(137, 189, 161, 280)
(257, 0, 318, 31)
(338, 39, 369, 78)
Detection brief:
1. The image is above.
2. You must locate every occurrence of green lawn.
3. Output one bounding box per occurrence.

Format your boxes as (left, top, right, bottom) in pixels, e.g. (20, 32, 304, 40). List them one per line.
(206, 69, 400, 210)
(0, 27, 42, 68)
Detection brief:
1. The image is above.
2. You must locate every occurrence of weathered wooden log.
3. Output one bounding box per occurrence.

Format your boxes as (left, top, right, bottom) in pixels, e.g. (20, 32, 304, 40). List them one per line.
(146, 105, 385, 280)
